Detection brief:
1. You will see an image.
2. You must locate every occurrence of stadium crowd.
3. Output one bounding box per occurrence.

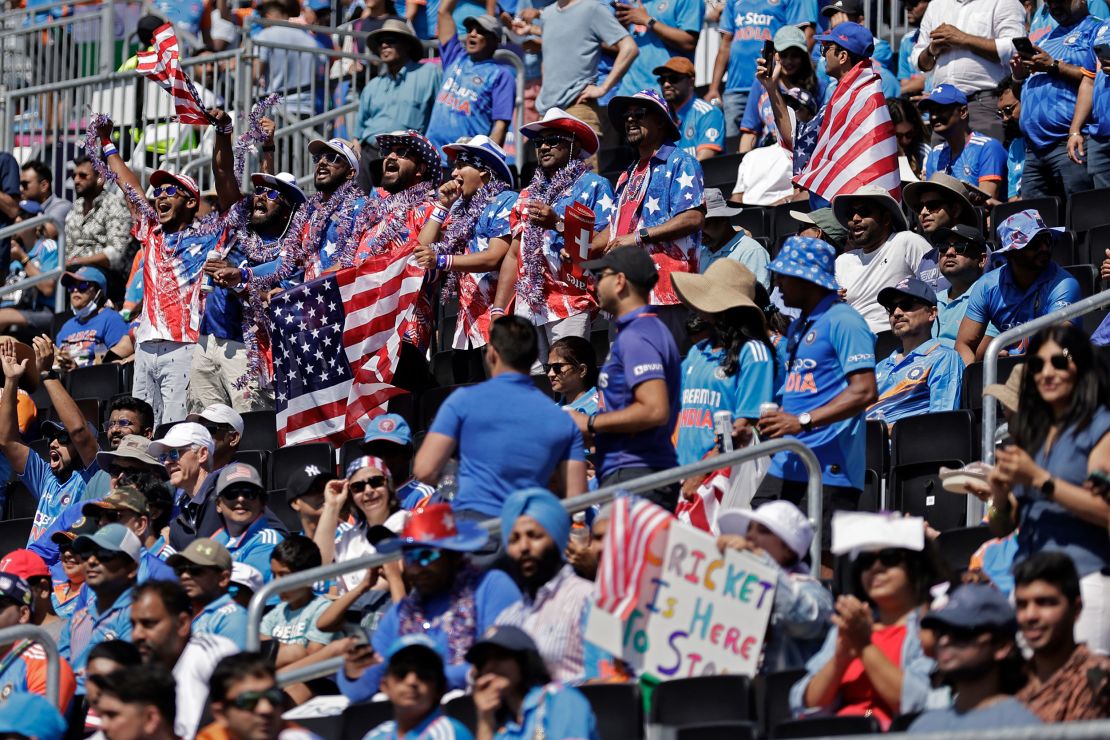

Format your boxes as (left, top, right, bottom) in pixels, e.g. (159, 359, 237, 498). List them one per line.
(1, 0, 1110, 737)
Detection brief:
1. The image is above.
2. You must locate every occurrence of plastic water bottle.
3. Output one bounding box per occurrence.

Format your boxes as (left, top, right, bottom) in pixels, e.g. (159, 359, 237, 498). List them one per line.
(437, 459, 458, 501)
(569, 511, 590, 547)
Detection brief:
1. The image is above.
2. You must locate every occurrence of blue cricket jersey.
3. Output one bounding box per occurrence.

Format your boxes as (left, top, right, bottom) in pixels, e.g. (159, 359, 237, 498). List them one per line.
(871, 339, 964, 423)
(963, 261, 1082, 354)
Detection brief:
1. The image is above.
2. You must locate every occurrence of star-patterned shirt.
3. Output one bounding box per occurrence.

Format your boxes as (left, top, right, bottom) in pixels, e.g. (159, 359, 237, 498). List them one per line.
(612, 143, 704, 305)
(132, 215, 219, 344)
(303, 195, 369, 282)
(509, 171, 615, 325)
(450, 189, 518, 350)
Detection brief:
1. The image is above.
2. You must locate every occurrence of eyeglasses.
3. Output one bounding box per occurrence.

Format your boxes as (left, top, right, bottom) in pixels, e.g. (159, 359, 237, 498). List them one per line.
(544, 362, 574, 375)
(159, 447, 192, 464)
(349, 476, 388, 493)
(855, 548, 905, 571)
(622, 106, 649, 122)
(312, 151, 346, 165)
(938, 240, 981, 256)
(253, 187, 281, 200)
(151, 185, 180, 198)
(531, 134, 571, 149)
(884, 299, 927, 314)
(66, 281, 97, 293)
(229, 687, 285, 711)
(219, 487, 262, 502)
(657, 74, 687, 85)
(996, 103, 1018, 120)
(103, 418, 136, 433)
(917, 199, 948, 213)
(1028, 350, 1071, 374)
(402, 547, 442, 567)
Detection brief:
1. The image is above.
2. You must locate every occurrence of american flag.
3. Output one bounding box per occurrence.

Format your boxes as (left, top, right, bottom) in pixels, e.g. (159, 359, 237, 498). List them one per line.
(271, 250, 425, 446)
(794, 61, 901, 201)
(135, 23, 214, 126)
(596, 495, 672, 620)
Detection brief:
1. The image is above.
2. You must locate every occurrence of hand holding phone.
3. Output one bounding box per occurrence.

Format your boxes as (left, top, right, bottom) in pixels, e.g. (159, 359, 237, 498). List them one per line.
(762, 40, 777, 78)
(1013, 37, 1036, 58)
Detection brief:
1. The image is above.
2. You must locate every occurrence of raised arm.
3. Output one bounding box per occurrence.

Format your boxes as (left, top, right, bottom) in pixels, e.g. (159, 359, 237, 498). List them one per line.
(437, 0, 458, 47)
(0, 342, 30, 474)
(210, 108, 244, 213)
(94, 119, 146, 220)
(33, 336, 98, 468)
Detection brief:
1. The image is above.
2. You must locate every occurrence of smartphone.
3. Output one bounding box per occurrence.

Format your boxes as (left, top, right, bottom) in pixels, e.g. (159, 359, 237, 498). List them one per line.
(1086, 470, 1110, 499)
(343, 624, 371, 647)
(762, 39, 776, 76)
(1096, 44, 1110, 63)
(995, 433, 1014, 449)
(1012, 37, 1036, 57)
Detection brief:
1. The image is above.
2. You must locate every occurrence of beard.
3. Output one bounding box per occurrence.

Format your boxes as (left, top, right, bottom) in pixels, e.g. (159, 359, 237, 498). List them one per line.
(510, 544, 563, 595)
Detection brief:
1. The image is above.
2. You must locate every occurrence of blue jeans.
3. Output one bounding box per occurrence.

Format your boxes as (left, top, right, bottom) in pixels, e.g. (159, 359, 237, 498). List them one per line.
(722, 88, 750, 140)
(1086, 136, 1110, 189)
(1021, 138, 1094, 198)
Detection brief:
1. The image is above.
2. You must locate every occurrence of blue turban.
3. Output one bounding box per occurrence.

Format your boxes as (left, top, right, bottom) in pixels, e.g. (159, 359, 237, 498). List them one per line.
(501, 487, 570, 553)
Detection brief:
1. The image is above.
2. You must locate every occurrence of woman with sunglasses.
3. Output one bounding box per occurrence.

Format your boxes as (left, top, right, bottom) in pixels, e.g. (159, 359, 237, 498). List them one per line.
(791, 530, 948, 728)
(547, 336, 599, 415)
(967, 325, 1110, 653)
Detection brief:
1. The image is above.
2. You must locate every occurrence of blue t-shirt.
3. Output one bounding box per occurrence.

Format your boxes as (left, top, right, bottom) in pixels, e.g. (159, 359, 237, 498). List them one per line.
(1006, 138, 1026, 199)
(698, 231, 770, 289)
(676, 339, 776, 465)
(924, 133, 1007, 190)
(151, 0, 206, 35)
(23, 452, 100, 545)
(935, 287, 997, 346)
(909, 698, 1041, 732)
(719, 0, 819, 93)
(211, 517, 285, 581)
(56, 309, 130, 367)
(963, 261, 1082, 355)
(898, 28, 922, 82)
(769, 294, 875, 489)
(617, 0, 705, 96)
(425, 36, 517, 158)
(1089, 21, 1110, 139)
(1014, 407, 1110, 577)
(364, 713, 474, 740)
(1029, 0, 1109, 45)
(192, 592, 249, 644)
(491, 684, 600, 740)
(675, 95, 726, 156)
(1020, 15, 1101, 150)
(138, 549, 175, 584)
(871, 339, 964, 423)
(595, 306, 682, 479)
(429, 373, 585, 517)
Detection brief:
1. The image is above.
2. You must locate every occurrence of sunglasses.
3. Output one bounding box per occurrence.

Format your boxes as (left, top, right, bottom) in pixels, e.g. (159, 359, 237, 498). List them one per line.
(349, 476, 388, 493)
(402, 547, 442, 567)
(47, 431, 71, 445)
(855, 548, 905, 571)
(312, 151, 346, 165)
(938, 239, 981, 256)
(174, 562, 218, 577)
(151, 185, 182, 198)
(937, 625, 989, 645)
(103, 418, 136, 433)
(107, 463, 145, 479)
(531, 134, 571, 149)
(623, 106, 649, 122)
(884, 299, 928, 314)
(253, 187, 282, 200)
(1028, 350, 1071, 374)
(66, 281, 97, 293)
(996, 103, 1018, 119)
(388, 662, 441, 682)
(544, 362, 575, 375)
(386, 144, 419, 160)
(79, 548, 127, 563)
(201, 422, 233, 437)
(229, 687, 285, 711)
(219, 487, 262, 502)
(159, 447, 192, 464)
(917, 199, 948, 213)
(657, 73, 688, 84)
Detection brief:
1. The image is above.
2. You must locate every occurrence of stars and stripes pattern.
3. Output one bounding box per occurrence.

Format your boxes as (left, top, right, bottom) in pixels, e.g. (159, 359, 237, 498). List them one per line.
(794, 61, 901, 202)
(596, 495, 673, 620)
(135, 23, 214, 126)
(272, 249, 425, 446)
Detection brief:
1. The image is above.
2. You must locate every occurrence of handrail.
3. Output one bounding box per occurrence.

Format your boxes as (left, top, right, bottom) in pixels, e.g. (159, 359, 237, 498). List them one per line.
(0, 625, 61, 706)
(0, 214, 68, 313)
(493, 48, 525, 176)
(252, 15, 375, 39)
(825, 721, 1110, 740)
(277, 656, 345, 687)
(975, 288, 1110, 522)
(246, 437, 823, 650)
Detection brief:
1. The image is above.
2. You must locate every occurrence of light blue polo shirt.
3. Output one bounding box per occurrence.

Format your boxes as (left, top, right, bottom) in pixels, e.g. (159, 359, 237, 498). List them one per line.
(963, 261, 1081, 354)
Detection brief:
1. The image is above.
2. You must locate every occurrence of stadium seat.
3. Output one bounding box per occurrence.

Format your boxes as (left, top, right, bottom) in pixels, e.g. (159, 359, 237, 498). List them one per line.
(675, 721, 758, 740)
(269, 443, 335, 491)
(935, 525, 993, 574)
(754, 668, 806, 737)
(1064, 263, 1098, 298)
(61, 398, 102, 428)
(231, 450, 270, 490)
(386, 392, 417, 433)
(1083, 307, 1109, 338)
(339, 438, 364, 477)
(239, 410, 278, 452)
(731, 206, 768, 239)
(649, 675, 752, 728)
(4, 482, 36, 520)
(1052, 230, 1077, 266)
(961, 356, 1025, 412)
(0, 517, 32, 553)
(702, 153, 742, 192)
(768, 203, 807, 250)
(873, 331, 899, 361)
(888, 712, 922, 732)
(417, 383, 474, 433)
(339, 700, 393, 740)
(771, 715, 880, 737)
(860, 419, 890, 512)
(1081, 223, 1110, 267)
(263, 489, 302, 532)
(1065, 186, 1110, 235)
(579, 681, 644, 740)
(64, 363, 121, 401)
(120, 362, 135, 395)
(444, 695, 478, 734)
(990, 197, 1059, 235)
(890, 411, 976, 530)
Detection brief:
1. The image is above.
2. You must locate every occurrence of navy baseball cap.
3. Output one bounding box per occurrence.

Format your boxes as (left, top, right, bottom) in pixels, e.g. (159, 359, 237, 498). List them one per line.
(921, 583, 1016, 632)
(464, 625, 540, 666)
(815, 22, 874, 58)
(877, 277, 937, 309)
(918, 83, 968, 109)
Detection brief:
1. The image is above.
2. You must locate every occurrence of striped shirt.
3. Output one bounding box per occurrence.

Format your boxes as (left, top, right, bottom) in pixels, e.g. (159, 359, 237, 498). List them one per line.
(924, 132, 1007, 190)
(495, 564, 593, 684)
(132, 215, 218, 344)
(363, 712, 474, 739)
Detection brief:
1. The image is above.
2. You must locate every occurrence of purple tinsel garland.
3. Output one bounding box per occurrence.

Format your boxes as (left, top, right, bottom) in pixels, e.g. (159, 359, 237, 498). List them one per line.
(431, 180, 509, 301)
(336, 182, 433, 267)
(83, 114, 157, 222)
(298, 179, 362, 280)
(396, 565, 480, 664)
(516, 159, 588, 317)
(233, 93, 282, 183)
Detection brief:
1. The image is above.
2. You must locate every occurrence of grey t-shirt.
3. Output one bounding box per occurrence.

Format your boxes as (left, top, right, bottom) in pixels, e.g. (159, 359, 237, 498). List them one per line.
(536, 0, 629, 112)
(255, 25, 321, 115)
(909, 697, 1042, 732)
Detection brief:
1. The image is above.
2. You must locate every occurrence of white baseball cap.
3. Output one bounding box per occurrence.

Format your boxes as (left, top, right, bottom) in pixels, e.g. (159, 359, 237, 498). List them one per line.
(230, 561, 264, 594)
(187, 404, 245, 435)
(148, 422, 215, 459)
(717, 501, 814, 561)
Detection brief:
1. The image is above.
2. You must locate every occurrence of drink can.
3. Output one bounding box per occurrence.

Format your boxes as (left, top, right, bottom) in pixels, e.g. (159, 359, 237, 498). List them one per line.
(201, 254, 220, 294)
(713, 410, 734, 453)
(759, 402, 779, 418)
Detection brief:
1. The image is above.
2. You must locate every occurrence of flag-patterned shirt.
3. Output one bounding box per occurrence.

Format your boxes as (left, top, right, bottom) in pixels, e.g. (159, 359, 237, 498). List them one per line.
(304, 195, 369, 282)
(133, 214, 218, 344)
(451, 189, 518, 350)
(509, 171, 614, 325)
(612, 143, 703, 305)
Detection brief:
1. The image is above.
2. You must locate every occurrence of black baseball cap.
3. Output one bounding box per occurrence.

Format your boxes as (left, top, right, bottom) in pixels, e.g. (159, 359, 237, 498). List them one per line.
(930, 224, 988, 253)
(286, 464, 336, 503)
(822, 0, 865, 16)
(582, 246, 659, 291)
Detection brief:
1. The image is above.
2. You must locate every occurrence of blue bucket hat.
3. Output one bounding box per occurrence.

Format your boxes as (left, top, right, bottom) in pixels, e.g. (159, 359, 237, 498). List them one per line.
(995, 209, 1063, 254)
(501, 487, 571, 553)
(0, 691, 67, 740)
(918, 83, 968, 109)
(61, 265, 109, 293)
(363, 413, 412, 447)
(607, 88, 681, 140)
(768, 236, 839, 292)
(443, 135, 514, 186)
(921, 583, 1016, 633)
(814, 21, 874, 58)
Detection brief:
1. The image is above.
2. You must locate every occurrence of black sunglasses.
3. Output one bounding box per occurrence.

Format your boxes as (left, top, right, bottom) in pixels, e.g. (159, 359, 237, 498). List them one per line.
(46, 431, 71, 445)
(386, 144, 419, 160)
(938, 239, 982, 256)
(1028, 351, 1071, 374)
(657, 73, 687, 84)
(884, 299, 928, 314)
(531, 134, 571, 149)
(544, 361, 575, 375)
(219, 487, 262, 502)
(996, 103, 1018, 119)
(388, 662, 441, 683)
(229, 687, 285, 711)
(174, 562, 219, 577)
(917, 199, 948, 212)
(349, 476, 388, 493)
(623, 106, 649, 121)
(78, 548, 127, 563)
(855, 548, 906, 571)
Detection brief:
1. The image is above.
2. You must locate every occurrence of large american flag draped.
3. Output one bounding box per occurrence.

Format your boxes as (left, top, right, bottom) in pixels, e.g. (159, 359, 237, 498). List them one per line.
(794, 61, 901, 201)
(271, 251, 425, 446)
(135, 23, 214, 126)
(596, 495, 672, 620)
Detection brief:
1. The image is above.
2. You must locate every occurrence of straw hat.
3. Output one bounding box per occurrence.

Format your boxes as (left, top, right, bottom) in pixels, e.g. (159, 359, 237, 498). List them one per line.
(671, 259, 760, 317)
(983, 364, 1025, 414)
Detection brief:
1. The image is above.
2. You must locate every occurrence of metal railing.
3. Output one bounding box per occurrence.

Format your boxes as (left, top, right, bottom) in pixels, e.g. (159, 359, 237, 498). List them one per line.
(0, 215, 68, 314)
(249, 437, 823, 653)
(826, 721, 1110, 740)
(973, 288, 1110, 522)
(0, 625, 62, 706)
(493, 48, 525, 172)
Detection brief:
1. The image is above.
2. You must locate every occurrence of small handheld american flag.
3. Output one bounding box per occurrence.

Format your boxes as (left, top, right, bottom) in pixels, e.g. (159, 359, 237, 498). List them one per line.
(135, 23, 216, 126)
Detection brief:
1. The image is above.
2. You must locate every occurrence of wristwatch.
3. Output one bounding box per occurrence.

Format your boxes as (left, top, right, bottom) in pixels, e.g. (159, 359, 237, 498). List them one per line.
(40, 368, 60, 382)
(798, 412, 813, 432)
(1039, 476, 1056, 501)
(637, 227, 651, 245)
(647, 17, 657, 30)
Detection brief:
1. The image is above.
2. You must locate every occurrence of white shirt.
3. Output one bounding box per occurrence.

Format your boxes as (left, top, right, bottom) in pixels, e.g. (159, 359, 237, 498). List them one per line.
(333, 510, 406, 595)
(732, 144, 794, 205)
(173, 633, 240, 739)
(910, 0, 1026, 93)
(835, 231, 933, 333)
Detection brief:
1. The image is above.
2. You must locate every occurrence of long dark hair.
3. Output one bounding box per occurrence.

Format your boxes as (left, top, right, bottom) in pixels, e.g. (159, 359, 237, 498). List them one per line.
(887, 98, 929, 174)
(850, 539, 951, 607)
(1014, 325, 1106, 454)
(709, 305, 776, 378)
(549, 336, 599, 390)
(781, 49, 819, 100)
